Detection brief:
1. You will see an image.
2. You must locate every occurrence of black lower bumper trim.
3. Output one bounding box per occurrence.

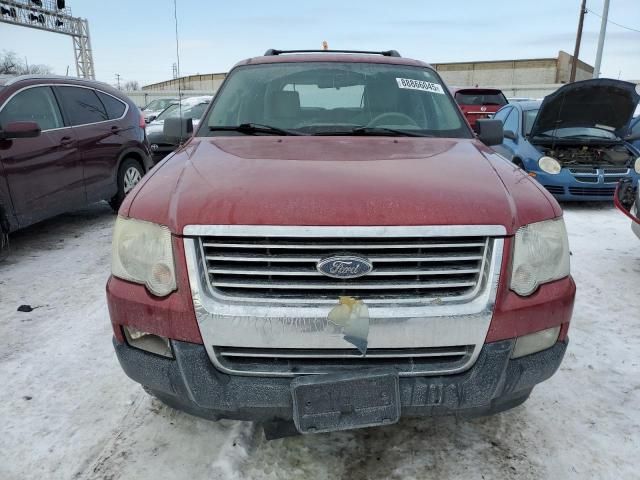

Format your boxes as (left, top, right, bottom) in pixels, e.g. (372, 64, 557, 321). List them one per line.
(113, 337, 567, 423)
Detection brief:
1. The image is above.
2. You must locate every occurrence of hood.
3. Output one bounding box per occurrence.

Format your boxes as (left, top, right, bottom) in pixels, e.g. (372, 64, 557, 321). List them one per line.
(530, 78, 640, 139)
(125, 136, 557, 235)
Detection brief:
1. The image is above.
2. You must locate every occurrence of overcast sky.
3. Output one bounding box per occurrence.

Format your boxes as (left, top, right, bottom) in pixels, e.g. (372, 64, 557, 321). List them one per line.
(1, 0, 638, 87)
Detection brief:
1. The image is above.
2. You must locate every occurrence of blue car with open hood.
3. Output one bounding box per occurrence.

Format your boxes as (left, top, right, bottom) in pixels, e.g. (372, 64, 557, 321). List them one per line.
(492, 79, 640, 201)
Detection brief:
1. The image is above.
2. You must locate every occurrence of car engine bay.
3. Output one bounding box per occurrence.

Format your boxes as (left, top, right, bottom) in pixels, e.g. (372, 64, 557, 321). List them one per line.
(544, 144, 636, 167)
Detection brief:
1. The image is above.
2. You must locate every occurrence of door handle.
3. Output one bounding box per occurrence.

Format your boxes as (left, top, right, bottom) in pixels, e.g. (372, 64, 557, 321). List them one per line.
(111, 126, 121, 133)
(60, 136, 74, 147)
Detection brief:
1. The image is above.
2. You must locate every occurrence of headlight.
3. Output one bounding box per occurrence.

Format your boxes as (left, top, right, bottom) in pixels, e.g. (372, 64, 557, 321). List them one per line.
(510, 218, 570, 296)
(111, 217, 176, 296)
(538, 156, 561, 174)
(635, 157, 640, 174)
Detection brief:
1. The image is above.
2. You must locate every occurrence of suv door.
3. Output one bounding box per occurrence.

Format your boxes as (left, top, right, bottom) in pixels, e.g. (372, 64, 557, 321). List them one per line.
(55, 86, 127, 203)
(0, 85, 83, 227)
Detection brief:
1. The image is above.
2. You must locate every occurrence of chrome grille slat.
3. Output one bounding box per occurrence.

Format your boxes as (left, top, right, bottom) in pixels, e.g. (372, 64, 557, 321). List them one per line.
(202, 241, 486, 249)
(211, 280, 478, 290)
(208, 267, 481, 276)
(206, 254, 484, 262)
(199, 233, 492, 301)
(217, 346, 471, 359)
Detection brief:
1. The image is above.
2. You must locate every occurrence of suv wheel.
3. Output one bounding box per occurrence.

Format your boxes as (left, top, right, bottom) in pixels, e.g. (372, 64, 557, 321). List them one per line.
(110, 158, 144, 211)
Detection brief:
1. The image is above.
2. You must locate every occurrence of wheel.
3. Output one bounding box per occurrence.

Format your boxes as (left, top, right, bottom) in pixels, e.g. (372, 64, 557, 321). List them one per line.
(109, 158, 144, 211)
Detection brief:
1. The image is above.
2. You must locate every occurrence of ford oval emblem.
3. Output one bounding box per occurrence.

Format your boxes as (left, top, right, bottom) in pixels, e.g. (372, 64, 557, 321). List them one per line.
(317, 255, 373, 279)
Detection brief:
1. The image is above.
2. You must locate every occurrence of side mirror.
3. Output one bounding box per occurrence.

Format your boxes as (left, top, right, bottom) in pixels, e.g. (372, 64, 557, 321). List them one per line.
(0, 121, 41, 140)
(503, 129, 518, 141)
(146, 115, 157, 123)
(163, 117, 193, 142)
(476, 119, 504, 146)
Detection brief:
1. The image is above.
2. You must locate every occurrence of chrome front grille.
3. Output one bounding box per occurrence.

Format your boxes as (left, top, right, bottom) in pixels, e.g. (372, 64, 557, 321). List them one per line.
(569, 167, 631, 184)
(199, 235, 492, 302)
(213, 345, 474, 376)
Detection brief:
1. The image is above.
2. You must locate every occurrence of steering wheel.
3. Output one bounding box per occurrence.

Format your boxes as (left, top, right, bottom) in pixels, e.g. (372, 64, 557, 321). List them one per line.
(367, 112, 419, 128)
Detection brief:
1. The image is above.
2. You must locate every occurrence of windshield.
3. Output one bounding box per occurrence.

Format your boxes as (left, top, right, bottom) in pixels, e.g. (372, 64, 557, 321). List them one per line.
(455, 90, 507, 106)
(524, 109, 539, 135)
(200, 62, 470, 137)
(144, 99, 175, 111)
(156, 102, 209, 122)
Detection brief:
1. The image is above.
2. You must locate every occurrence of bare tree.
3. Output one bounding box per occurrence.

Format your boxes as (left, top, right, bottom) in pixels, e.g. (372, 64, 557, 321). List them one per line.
(124, 80, 140, 91)
(0, 50, 53, 75)
(0, 51, 20, 75)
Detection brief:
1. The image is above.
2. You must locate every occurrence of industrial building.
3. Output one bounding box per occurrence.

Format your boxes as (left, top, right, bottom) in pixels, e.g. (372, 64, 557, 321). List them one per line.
(142, 72, 226, 92)
(432, 50, 594, 87)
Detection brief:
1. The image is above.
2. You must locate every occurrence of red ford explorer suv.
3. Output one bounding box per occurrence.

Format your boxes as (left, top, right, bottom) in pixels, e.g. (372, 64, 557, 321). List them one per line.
(107, 50, 575, 438)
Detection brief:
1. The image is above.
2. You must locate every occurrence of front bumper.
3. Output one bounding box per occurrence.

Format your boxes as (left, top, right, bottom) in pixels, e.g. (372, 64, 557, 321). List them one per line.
(534, 168, 640, 202)
(114, 336, 567, 423)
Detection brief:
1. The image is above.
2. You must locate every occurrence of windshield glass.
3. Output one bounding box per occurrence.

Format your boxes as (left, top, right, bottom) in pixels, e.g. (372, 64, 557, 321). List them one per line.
(200, 62, 470, 137)
(145, 99, 175, 111)
(455, 90, 507, 106)
(524, 109, 539, 135)
(156, 102, 209, 122)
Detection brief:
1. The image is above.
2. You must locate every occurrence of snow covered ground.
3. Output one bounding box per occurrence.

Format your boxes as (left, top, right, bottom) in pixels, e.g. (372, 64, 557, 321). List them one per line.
(0, 202, 638, 480)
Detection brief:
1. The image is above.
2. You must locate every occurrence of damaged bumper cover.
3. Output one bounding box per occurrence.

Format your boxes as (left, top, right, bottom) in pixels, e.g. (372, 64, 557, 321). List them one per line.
(114, 336, 567, 422)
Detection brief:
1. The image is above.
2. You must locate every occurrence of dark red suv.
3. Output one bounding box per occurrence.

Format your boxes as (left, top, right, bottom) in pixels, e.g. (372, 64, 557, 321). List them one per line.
(452, 87, 508, 131)
(0, 75, 152, 258)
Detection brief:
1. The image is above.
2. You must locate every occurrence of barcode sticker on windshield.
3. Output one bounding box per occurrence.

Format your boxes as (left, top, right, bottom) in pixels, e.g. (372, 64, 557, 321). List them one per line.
(396, 78, 445, 94)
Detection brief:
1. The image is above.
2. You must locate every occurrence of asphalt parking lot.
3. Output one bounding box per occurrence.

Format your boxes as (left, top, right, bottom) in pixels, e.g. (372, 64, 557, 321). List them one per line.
(1, 202, 638, 480)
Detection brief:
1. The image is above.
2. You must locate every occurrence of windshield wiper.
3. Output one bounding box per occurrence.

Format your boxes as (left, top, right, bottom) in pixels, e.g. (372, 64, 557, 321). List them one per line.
(209, 123, 302, 136)
(314, 126, 428, 137)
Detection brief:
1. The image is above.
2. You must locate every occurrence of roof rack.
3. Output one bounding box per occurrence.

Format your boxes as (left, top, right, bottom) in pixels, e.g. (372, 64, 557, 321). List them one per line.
(264, 49, 402, 58)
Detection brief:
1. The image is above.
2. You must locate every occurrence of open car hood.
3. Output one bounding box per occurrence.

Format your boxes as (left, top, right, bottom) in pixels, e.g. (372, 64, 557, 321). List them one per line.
(529, 78, 640, 139)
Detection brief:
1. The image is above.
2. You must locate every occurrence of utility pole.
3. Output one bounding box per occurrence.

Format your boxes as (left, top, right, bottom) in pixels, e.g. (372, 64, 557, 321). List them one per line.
(115, 73, 121, 90)
(593, 0, 610, 78)
(570, 0, 587, 83)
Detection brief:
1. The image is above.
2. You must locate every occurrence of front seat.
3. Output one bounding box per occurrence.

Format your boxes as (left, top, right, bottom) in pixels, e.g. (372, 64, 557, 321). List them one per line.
(266, 90, 301, 127)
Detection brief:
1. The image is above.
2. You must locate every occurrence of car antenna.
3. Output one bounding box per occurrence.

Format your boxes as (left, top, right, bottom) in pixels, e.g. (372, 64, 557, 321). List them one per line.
(173, 0, 184, 143)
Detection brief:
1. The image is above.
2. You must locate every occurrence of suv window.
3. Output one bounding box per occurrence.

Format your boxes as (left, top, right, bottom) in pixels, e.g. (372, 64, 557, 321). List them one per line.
(0, 86, 64, 131)
(58, 86, 108, 125)
(202, 62, 470, 137)
(96, 91, 126, 119)
(455, 90, 508, 106)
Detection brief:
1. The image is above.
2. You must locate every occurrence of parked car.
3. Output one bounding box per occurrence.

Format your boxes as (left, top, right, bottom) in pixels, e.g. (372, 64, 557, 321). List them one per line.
(452, 87, 508, 131)
(615, 178, 640, 239)
(107, 49, 575, 438)
(491, 79, 640, 201)
(0, 75, 152, 259)
(141, 97, 178, 123)
(146, 96, 212, 163)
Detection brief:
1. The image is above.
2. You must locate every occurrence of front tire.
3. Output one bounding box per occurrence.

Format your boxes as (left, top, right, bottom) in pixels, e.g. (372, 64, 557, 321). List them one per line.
(110, 158, 144, 212)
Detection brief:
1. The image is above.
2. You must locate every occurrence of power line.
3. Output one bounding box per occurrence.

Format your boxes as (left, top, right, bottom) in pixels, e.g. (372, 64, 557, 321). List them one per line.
(586, 7, 640, 34)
